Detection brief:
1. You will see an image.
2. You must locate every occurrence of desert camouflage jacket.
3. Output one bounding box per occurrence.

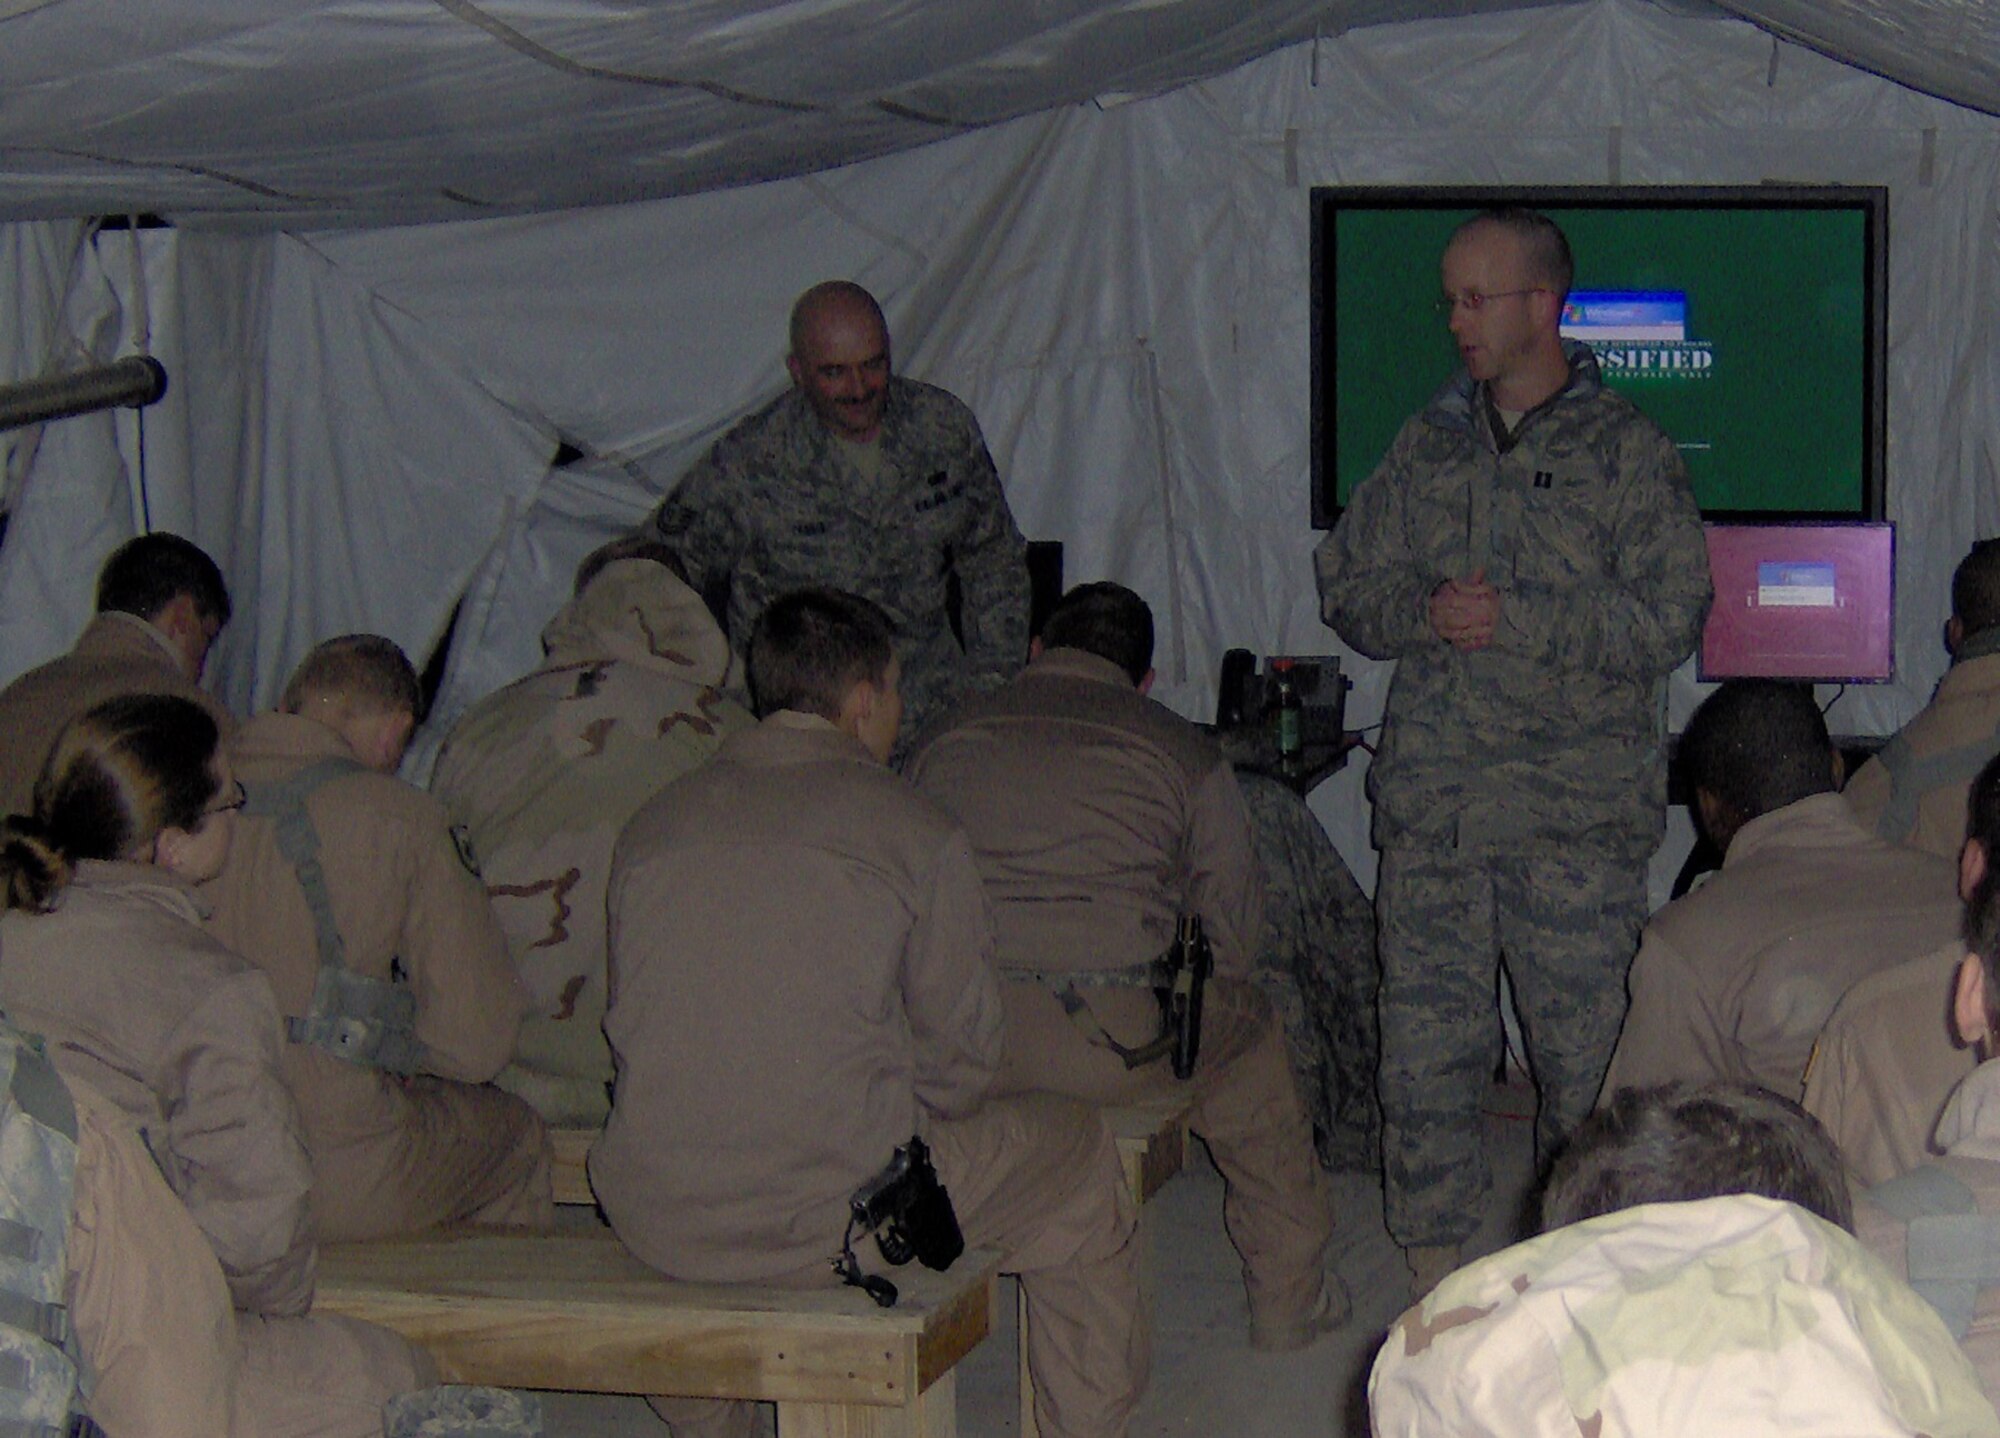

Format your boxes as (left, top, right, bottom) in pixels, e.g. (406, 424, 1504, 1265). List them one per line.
(647, 376, 1030, 738)
(1315, 342, 1711, 859)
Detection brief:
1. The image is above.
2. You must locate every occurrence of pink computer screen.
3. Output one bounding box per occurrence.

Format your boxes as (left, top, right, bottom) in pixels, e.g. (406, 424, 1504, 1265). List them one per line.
(1700, 522, 1895, 682)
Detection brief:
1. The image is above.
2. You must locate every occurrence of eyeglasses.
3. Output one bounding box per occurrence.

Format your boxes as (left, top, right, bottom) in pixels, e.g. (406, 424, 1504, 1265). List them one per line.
(202, 780, 248, 817)
(1434, 287, 1546, 316)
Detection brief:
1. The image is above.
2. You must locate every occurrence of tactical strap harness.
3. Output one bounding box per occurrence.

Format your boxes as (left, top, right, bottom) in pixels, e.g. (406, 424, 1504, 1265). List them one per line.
(1866, 1162, 2000, 1339)
(244, 758, 427, 1076)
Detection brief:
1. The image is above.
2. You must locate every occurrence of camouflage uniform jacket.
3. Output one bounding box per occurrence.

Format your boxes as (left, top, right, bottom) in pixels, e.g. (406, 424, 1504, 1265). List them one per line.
(592, 714, 1003, 1284)
(1374, 1194, 2000, 1437)
(646, 376, 1030, 738)
(0, 612, 233, 817)
(430, 559, 753, 1124)
(0, 862, 316, 1318)
(904, 646, 1263, 980)
(1601, 791, 1961, 1099)
(1315, 342, 1711, 860)
(1804, 941, 1974, 1187)
(1845, 629, 2000, 861)
(1857, 1057, 2000, 1408)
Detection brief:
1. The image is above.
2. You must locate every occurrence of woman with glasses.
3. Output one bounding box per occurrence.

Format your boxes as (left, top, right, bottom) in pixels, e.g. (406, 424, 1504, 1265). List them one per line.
(0, 692, 431, 1438)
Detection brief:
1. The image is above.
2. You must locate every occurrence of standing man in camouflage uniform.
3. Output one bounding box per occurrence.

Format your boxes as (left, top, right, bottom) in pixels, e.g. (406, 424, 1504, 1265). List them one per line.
(1315, 209, 1711, 1297)
(642, 280, 1031, 745)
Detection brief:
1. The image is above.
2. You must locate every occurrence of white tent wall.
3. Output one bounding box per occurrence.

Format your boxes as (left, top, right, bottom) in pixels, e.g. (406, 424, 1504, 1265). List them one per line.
(295, 0, 2000, 885)
(0, 223, 554, 713)
(3, 0, 1997, 891)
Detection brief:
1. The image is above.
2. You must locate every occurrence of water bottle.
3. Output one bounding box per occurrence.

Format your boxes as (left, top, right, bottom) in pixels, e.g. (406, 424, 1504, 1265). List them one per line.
(1270, 657, 1303, 763)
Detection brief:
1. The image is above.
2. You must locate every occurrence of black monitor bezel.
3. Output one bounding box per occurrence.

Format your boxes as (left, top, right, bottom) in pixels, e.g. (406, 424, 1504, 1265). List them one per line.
(1308, 183, 1890, 529)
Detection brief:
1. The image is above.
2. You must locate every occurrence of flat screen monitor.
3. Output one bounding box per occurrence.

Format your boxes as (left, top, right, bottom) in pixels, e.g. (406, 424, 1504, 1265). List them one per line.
(1700, 522, 1894, 683)
(1310, 185, 1889, 527)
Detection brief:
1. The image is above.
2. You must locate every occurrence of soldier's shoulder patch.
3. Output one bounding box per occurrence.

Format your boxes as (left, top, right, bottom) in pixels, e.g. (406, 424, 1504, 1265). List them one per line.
(449, 824, 483, 878)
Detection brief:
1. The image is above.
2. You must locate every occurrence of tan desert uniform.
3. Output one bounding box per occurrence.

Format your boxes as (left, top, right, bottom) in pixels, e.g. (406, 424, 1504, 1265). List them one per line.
(905, 647, 1334, 1341)
(1857, 1058, 2000, 1410)
(0, 863, 431, 1437)
(1601, 792, 1960, 1098)
(69, 1078, 431, 1438)
(205, 711, 551, 1242)
(1375, 1195, 2000, 1437)
(0, 612, 233, 815)
(593, 715, 1147, 1438)
(1805, 941, 1976, 1185)
(68, 1076, 237, 1438)
(430, 558, 751, 1125)
(1846, 634, 2000, 861)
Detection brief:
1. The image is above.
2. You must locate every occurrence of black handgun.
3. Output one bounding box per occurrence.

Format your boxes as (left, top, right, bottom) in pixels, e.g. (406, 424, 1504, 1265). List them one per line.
(1164, 912, 1212, 1080)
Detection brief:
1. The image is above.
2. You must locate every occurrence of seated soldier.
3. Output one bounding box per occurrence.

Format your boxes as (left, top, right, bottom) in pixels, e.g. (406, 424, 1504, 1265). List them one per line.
(203, 635, 552, 1242)
(0, 530, 233, 813)
(1375, 1082, 1999, 1436)
(0, 693, 435, 1438)
(1847, 537, 2000, 859)
(592, 588, 1147, 1438)
(1807, 752, 2000, 1184)
(430, 539, 751, 1125)
(904, 581, 1344, 1348)
(1601, 679, 1961, 1098)
(1857, 849, 2000, 1406)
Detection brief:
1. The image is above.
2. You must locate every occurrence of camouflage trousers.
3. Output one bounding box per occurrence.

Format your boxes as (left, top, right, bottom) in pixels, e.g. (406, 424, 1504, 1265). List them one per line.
(1375, 842, 1645, 1248)
(1238, 773, 1381, 1172)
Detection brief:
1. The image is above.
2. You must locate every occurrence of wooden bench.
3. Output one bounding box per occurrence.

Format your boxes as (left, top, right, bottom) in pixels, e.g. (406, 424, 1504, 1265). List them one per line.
(316, 1226, 998, 1438)
(545, 1098, 1195, 1438)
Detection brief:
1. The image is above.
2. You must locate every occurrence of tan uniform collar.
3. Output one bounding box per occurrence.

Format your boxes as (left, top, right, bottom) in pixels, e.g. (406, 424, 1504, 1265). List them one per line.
(721, 710, 878, 768)
(82, 610, 190, 676)
(1026, 647, 1134, 690)
(1938, 1057, 2000, 1157)
(1723, 791, 1869, 869)
(67, 857, 210, 920)
(231, 709, 360, 765)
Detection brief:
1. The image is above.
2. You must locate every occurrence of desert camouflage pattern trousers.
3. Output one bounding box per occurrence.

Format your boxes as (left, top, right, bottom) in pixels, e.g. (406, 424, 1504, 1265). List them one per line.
(1375, 842, 1645, 1247)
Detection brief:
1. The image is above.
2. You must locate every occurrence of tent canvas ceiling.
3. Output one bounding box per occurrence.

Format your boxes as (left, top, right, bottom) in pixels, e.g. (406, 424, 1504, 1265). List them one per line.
(4, 0, 1999, 891)
(1, 0, 1998, 228)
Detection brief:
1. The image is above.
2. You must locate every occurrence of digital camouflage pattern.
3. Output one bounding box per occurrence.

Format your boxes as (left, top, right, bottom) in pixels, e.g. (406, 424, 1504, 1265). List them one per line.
(1315, 342, 1711, 860)
(1236, 772, 1380, 1171)
(1376, 843, 1645, 1246)
(384, 1385, 543, 1438)
(645, 375, 1031, 742)
(1373, 1194, 2000, 1438)
(1316, 342, 1706, 1247)
(431, 560, 752, 1125)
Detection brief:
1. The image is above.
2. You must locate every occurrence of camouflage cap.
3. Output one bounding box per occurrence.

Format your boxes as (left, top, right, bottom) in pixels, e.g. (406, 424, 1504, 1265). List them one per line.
(1370, 1195, 2000, 1437)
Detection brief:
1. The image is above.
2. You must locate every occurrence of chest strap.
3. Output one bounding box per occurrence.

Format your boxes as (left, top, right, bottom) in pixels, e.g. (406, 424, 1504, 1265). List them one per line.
(244, 758, 426, 1076)
(1867, 1162, 2000, 1338)
(1872, 703, 2000, 845)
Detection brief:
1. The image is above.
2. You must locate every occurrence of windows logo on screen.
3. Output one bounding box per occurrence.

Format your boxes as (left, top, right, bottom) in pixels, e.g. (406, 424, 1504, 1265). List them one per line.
(1561, 290, 1715, 379)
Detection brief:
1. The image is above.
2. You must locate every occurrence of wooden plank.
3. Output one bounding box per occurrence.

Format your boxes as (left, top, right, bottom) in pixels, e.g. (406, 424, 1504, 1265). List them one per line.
(780, 1372, 957, 1438)
(550, 1126, 594, 1207)
(315, 1229, 996, 1407)
(1105, 1096, 1192, 1203)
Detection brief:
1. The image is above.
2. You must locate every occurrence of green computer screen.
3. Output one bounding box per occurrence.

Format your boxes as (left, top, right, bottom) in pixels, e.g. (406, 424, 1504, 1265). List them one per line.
(1309, 187, 1887, 527)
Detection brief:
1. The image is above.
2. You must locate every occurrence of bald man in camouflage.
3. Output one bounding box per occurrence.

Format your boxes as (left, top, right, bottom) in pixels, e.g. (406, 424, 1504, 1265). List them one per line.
(1315, 208, 1711, 1298)
(640, 280, 1031, 749)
